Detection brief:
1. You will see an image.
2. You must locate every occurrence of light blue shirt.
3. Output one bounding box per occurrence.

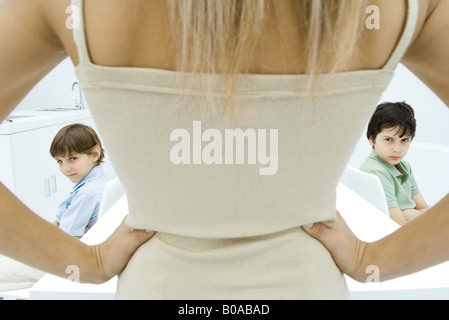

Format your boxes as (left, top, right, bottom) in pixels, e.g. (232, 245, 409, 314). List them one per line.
(56, 165, 108, 236)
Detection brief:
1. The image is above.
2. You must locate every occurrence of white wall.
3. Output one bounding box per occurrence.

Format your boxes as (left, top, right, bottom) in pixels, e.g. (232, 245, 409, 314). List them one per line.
(15, 58, 80, 111)
(348, 64, 449, 206)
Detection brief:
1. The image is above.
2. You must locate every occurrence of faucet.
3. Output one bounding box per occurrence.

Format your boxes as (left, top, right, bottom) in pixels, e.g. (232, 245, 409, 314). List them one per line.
(72, 81, 84, 109)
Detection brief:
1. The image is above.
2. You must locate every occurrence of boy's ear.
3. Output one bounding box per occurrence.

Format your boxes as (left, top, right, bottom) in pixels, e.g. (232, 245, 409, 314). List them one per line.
(91, 145, 101, 161)
(368, 136, 375, 146)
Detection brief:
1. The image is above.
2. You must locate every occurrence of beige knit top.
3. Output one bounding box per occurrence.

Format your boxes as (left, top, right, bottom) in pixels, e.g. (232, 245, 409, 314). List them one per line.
(72, 0, 418, 238)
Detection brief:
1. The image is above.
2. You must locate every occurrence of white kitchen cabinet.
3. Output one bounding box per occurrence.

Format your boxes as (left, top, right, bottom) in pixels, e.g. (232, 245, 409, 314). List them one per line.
(0, 110, 96, 222)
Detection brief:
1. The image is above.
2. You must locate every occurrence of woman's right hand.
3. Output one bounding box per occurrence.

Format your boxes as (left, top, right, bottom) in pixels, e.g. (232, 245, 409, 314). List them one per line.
(89, 218, 155, 283)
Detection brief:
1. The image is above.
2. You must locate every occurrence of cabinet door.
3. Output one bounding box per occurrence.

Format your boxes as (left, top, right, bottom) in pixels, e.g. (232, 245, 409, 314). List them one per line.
(10, 125, 74, 221)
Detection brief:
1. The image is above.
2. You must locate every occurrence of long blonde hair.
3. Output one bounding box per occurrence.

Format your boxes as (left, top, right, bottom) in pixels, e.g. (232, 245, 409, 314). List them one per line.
(167, 0, 367, 114)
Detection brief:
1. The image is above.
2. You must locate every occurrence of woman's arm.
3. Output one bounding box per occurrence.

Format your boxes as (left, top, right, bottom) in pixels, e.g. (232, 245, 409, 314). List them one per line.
(304, 194, 449, 282)
(0, 184, 154, 283)
(0, 0, 69, 120)
(401, 0, 449, 106)
(0, 0, 154, 283)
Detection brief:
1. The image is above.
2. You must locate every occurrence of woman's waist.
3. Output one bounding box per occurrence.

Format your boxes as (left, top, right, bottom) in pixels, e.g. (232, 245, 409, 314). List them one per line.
(125, 197, 337, 239)
(154, 226, 302, 251)
(142, 225, 332, 256)
(117, 223, 348, 299)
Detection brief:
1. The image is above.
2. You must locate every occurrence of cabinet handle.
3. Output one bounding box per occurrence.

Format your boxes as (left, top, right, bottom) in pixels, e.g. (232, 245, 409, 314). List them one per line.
(44, 179, 51, 197)
(51, 175, 57, 193)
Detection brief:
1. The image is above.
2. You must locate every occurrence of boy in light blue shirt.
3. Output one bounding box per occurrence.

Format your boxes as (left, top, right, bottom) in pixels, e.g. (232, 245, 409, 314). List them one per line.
(50, 124, 108, 237)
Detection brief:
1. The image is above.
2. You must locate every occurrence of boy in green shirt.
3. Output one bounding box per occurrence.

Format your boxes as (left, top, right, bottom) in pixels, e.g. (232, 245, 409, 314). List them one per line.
(360, 102, 429, 225)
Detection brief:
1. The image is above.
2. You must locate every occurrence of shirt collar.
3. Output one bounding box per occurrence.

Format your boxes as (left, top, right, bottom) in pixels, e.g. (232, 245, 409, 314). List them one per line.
(73, 165, 104, 192)
(369, 148, 409, 183)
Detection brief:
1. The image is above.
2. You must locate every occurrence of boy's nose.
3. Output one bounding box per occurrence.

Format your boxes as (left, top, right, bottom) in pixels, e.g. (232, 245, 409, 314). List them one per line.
(61, 163, 71, 172)
(392, 143, 401, 153)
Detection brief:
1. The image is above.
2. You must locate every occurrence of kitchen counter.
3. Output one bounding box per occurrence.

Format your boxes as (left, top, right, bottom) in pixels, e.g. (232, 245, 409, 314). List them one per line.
(0, 109, 91, 135)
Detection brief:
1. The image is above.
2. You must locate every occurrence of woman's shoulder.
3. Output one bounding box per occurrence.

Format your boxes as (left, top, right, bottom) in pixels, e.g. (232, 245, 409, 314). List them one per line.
(33, 0, 442, 72)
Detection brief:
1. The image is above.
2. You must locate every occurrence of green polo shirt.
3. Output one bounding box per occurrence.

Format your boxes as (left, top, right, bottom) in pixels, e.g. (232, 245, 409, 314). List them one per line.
(360, 149, 420, 210)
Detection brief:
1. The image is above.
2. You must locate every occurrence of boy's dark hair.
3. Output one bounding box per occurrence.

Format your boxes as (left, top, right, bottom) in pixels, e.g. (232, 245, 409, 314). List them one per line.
(366, 101, 416, 141)
(50, 124, 105, 165)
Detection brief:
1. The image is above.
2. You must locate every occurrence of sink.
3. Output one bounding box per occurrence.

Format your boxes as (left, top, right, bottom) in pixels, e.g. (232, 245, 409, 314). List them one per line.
(38, 108, 82, 111)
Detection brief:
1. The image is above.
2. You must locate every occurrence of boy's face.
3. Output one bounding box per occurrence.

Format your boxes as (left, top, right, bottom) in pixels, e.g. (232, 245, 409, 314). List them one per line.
(55, 148, 100, 183)
(369, 126, 413, 167)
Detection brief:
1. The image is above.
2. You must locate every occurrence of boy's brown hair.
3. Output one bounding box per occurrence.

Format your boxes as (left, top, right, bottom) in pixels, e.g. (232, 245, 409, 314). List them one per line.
(366, 101, 417, 142)
(50, 124, 105, 165)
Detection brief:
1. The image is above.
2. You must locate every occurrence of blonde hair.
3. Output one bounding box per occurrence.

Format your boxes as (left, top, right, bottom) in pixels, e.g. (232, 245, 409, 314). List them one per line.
(167, 0, 367, 114)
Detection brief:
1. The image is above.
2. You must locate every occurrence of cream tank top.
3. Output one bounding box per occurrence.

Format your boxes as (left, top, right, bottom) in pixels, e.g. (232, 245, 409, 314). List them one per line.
(72, 0, 418, 238)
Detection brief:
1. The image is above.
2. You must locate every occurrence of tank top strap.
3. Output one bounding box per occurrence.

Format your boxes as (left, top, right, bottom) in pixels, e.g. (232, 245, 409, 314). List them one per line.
(71, 0, 92, 65)
(71, 0, 418, 70)
(382, 0, 419, 70)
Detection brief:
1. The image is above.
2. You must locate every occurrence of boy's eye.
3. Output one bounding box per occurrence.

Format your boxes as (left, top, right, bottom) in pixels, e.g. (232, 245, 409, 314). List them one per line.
(70, 157, 77, 161)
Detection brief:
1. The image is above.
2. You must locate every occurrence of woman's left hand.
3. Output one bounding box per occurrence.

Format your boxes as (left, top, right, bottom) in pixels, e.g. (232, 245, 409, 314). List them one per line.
(302, 211, 368, 282)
